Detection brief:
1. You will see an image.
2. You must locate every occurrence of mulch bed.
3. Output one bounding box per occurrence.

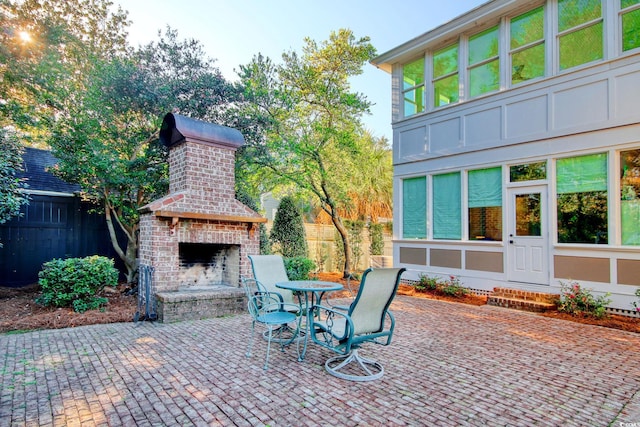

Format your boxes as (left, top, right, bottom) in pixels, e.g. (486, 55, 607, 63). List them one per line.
(1, 273, 638, 334)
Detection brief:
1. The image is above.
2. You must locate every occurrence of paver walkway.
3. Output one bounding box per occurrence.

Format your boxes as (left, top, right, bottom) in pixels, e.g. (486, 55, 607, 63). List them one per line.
(1, 295, 640, 426)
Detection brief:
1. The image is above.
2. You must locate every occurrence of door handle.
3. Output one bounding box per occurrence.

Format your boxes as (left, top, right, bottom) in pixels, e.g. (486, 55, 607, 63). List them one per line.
(509, 240, 514, 244)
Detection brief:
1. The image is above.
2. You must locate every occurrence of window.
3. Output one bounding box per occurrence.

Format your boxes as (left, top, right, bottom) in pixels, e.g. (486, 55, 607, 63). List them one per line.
(620, 149, 640, 245)
(556, 153, 608, 244)
(468, 167, 502, 241)
(433, 43, 459, 107)
(510, 161, 547, 182)
(469, 26, 500, 97)
(558, 0, 603, 70)
(402, 177, 427, 239)
(433, 172, 461, 239)
(621, 0, 640, 52)
(510, 6, 545, 85)
(403, 58, 425, 117)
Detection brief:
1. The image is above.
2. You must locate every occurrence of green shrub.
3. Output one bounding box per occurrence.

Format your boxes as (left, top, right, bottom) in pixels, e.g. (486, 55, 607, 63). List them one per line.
(440, 276, 469, 297)
(284, 257, 316, 280)
(416, 273, 439, 291)
(415, 274, 468, 297)
(369, 223, 384, 256)
(36, 256, 118, 313)
(557, 280, 611, 319)
(632, 288, 640, 313)
(270, 196, 308, 258)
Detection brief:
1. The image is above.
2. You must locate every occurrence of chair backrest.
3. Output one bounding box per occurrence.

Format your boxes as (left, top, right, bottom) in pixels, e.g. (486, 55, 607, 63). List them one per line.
(241, 277, 265, 299)
(247, 255, 295, 304)
(348, 267, 405, 336)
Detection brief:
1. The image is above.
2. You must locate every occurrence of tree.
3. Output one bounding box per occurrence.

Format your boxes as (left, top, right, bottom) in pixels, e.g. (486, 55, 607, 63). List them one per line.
(48, 29, 237, 282)
(234, 29, 377, 277)
(0, 129, 28, 231)
(270, 196, 308, 258)
(0, 0, 129, 143)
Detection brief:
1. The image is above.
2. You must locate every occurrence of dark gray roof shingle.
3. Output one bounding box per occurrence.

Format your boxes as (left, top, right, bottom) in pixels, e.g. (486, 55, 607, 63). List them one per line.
(18, 147, 81, 194)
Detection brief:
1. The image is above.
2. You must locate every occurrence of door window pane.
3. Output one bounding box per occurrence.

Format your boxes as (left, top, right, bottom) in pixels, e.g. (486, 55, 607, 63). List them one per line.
(515, 193, 541, 237)
(433, 172, 461, 239)
(621, 149, 640, 245)
(510, 162, 547, 182)
(402, 177, 427, 239)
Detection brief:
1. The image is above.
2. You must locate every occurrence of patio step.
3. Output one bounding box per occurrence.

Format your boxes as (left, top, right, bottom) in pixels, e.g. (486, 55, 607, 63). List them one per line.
(487, 287, 559, 313)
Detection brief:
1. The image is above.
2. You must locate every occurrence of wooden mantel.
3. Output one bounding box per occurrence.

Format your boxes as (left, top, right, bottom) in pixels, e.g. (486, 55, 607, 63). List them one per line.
(153, 209, 267, 237)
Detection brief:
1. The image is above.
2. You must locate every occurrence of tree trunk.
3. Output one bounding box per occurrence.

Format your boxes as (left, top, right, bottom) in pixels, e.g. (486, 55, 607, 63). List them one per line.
(104, 204, 138, 283)
(331, 214, 351, 278)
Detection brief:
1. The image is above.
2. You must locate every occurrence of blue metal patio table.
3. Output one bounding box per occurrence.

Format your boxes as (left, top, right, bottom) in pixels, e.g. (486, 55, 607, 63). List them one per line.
(276, 280, 343, 361)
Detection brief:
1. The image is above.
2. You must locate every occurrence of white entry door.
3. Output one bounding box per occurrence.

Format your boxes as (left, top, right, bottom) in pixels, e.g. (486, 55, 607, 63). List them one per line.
(507, 186, 549, 285)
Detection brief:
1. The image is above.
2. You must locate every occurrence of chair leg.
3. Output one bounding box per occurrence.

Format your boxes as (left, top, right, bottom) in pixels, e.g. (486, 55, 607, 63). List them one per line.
(264, 326, 273, 370)
(325, 348, 384, 382)
(246, 320, 256, 358)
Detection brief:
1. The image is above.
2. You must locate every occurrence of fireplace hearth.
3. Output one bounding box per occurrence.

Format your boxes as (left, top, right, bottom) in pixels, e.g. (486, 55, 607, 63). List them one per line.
(138, 113, 266, 322)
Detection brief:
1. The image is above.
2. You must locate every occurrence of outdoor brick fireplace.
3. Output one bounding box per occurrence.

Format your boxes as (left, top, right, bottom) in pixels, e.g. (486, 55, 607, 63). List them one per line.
(138, 113, 265, 322)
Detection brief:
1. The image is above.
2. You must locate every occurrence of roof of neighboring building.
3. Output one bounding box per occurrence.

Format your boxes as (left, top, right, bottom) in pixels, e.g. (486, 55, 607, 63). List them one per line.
(18, 147, 81, 195)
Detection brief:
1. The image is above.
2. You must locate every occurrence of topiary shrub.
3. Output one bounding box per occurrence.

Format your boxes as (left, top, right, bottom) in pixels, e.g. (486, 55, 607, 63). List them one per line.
(369, 222, 384, 256)
(36, 256, 119, 313)
(270, 196, 308, 258)
(284, 257, 316, 280)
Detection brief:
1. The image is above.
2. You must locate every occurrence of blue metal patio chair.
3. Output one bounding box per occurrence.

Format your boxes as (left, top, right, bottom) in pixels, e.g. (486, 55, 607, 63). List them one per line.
(246, 292, 300, 370)
(308, 267, 406, 381)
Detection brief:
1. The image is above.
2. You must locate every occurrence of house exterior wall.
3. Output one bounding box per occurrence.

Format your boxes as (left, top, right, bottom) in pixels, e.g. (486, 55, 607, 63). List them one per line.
(373, 0, 640, 310)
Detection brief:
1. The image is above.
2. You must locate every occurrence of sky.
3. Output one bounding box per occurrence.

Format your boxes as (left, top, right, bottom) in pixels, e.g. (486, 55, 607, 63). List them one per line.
(116, 0, 488, 141)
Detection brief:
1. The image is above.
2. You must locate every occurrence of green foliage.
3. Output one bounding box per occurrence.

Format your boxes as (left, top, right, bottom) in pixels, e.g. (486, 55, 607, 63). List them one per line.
(557, 280, 611, 319)
(0, 130, 29, 228)
(234, 29, 378, 275)
(270, 196, 308, 258)
(632, 288, 640, 313)
(284, 257, 317, 281)
(36, 256, 118, 313)
(47, 28, 237, 282)
(415, 274, 469, 298)
(369, 223, 384, 256)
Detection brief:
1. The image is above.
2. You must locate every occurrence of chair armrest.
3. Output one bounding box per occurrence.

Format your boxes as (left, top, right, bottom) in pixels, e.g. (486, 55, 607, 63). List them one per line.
(308, 304, 354, 354)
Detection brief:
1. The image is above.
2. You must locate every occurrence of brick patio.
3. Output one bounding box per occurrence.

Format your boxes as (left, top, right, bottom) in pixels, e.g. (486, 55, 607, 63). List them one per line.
(1, 295, 639, 426)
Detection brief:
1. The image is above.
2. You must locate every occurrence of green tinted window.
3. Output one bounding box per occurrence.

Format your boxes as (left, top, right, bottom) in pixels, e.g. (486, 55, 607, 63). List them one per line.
(469, 26, 498, 65)
(433, 44, 458, 78)
(559, 22, 603, 70)
(510, 7, 545, 85)
(403, 58, 425, 117)
(558, 0, 601, 32)
(511, 6, 544, 50)
(621, 149, 640, 245)
(558, 0, 602, 70)
(622, 7, 640, 51)
(557, 153, 608, 244)
(622, 0, 640, 7)
(403, 58, 424, 90)
(469, 26, 499, 97)
(404, 86, 425, 116)
(434, 74, 459, 107)
(469, 60, 499, 97)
